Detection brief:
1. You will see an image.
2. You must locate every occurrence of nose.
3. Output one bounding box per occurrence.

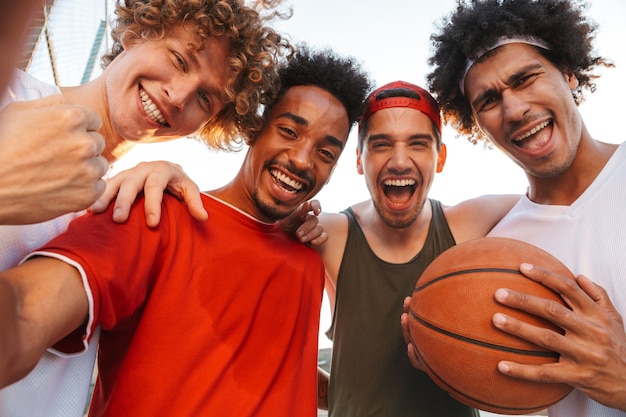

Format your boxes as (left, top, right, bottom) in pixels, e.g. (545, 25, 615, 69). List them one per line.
(501, 89, 530, 123)
(288, 140, 315, 171)
(387, 143, 412, 172)
(165, 77, 198, 111)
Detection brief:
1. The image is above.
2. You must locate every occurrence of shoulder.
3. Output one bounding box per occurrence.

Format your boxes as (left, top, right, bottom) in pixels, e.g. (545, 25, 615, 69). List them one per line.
(319, 211, 349, 234)
(316, 209, 352, 289)
(447, 194, 520, 214)
(317, 211, 349, 254)
(444, 194, 521, 243)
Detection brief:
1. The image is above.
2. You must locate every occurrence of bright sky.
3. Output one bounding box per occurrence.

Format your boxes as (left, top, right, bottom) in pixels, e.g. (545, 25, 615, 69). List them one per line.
(110, 0, 626, 358)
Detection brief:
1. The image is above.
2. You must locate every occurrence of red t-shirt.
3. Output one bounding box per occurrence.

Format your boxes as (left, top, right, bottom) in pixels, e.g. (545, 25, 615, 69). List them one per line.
(36, 193, 324, 417)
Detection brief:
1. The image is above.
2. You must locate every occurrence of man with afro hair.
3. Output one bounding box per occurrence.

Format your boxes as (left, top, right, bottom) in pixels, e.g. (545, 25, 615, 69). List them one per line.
(422, 1, 626, 416)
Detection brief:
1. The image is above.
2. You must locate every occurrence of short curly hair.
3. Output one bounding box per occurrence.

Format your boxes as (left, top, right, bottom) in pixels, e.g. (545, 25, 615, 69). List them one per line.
(252, 45, 373, 145)
(102, 0, 292, 149)
(427, 0, 613, 144)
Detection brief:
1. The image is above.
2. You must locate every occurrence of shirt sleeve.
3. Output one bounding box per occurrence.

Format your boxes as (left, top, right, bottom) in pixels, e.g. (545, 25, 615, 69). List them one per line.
(25, 195, 176, 353)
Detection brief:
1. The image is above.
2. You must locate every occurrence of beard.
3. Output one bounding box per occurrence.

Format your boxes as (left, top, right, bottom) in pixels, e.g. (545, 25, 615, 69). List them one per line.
(252, 189, 295, 222)
(372, 197, 427, 229)
(252, 160, 314, 222)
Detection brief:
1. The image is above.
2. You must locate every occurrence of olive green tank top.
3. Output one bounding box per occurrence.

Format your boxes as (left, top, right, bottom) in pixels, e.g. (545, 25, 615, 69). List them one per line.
(326, 199, 478, 417)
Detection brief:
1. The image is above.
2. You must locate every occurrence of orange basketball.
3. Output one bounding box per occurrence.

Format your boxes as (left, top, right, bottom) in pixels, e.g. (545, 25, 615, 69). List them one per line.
(408, 237, 574, 414)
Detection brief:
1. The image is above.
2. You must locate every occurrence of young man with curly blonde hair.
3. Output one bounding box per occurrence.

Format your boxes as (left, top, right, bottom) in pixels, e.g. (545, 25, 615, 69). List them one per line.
(0, 1, 290, 416)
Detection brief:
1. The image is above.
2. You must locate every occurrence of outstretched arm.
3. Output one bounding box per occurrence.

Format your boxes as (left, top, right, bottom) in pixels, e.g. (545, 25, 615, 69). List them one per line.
(90, 161, 208, 227)
(493, 263, 626, 411)
(0, 257, 88, 388)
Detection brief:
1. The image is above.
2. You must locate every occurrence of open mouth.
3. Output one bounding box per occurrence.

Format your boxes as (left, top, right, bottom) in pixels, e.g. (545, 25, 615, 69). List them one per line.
(271, 169, 304, 193)
(383, 178, 416, 205)
(140, 87, 168, 126)
(512, 120, 551, 149)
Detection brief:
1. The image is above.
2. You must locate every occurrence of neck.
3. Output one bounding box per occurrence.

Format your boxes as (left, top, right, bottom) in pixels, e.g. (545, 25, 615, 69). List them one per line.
(353, 199, 431, 263)
(527, 126, 617, 205)
(59, 76, 133, 164)
(209, 170, 271, 223)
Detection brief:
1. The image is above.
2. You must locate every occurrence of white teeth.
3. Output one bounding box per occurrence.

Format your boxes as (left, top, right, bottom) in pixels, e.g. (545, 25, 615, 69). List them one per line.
(140, 88, 166, 125)
(383, 179, 416, 187)
(514, 120, 550, 141)
(271, 169, 304, 191)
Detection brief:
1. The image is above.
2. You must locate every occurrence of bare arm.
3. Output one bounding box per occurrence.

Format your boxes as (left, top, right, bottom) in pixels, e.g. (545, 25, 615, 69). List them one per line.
(0, 0, 41, 92)
(315, 212, 349, 311)
(0, 257, 88, 388)
(445, 194, 520, 243)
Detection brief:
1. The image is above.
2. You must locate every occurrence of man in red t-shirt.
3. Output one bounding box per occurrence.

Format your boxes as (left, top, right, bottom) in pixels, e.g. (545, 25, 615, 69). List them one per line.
(0, 46, 372, 417)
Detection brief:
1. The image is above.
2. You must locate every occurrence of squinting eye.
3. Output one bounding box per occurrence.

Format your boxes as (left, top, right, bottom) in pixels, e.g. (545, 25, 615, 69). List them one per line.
(319, 149, 337, 162)
(515, 74, 536, 87)
(478, 97, 496, 112)
(175, 54, 185, 70)
(199, 92, 211, 113)
(279, 126, 296, 138)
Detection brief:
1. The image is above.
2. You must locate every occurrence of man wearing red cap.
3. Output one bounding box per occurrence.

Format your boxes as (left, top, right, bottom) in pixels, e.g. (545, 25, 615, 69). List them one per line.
(315, 81, 518, 416)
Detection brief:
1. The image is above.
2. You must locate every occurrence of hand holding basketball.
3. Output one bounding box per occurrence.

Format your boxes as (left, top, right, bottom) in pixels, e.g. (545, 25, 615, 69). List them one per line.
(407, 237, 575, 414)
(492, 262, 626, 412)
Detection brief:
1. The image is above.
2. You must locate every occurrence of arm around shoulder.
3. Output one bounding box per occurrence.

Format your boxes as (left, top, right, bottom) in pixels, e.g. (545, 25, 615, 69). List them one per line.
(316, 211, 349, 291)
(446, 194, 521, 243)
(0, 256, 88, 388)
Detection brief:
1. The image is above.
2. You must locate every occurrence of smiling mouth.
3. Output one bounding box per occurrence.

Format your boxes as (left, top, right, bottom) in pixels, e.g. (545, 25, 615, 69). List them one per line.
(513, 120, 551, 143)
(271, 169, 304, 193)
(383, 178, 416, 205)
(140, 88, 168, 126)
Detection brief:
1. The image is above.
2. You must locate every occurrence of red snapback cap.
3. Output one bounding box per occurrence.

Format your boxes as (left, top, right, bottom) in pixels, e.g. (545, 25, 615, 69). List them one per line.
(359, 80, 441, 135)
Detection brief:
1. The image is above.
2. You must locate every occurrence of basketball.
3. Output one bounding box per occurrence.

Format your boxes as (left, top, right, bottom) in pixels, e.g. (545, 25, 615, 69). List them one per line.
(408, 237, 574, 414)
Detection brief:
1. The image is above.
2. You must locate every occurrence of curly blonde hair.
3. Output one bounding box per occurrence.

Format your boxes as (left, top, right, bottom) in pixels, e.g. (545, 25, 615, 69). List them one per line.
(102, 0, 292, 149)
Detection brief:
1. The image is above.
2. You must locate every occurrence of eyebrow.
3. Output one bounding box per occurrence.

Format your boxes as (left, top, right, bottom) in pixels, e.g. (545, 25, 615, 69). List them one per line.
(276, 112, 308, 127)
(185, 43, 200, 67)
(326, 135, 345, 151)
(470, 62, 543, 109)
(367, 132, 434, 142)
(276, 111, 345, 150)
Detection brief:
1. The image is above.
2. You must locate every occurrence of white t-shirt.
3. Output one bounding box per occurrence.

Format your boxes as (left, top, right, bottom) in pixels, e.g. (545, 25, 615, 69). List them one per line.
(488, 142, 626, 417)
(0, 69, 100, 417)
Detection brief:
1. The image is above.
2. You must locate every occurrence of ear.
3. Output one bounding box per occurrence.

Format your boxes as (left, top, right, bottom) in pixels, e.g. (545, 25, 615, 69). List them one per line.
(356, 147, 364, 175)
(436, 143, 447, 173)
(565, 71, 579, 90)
